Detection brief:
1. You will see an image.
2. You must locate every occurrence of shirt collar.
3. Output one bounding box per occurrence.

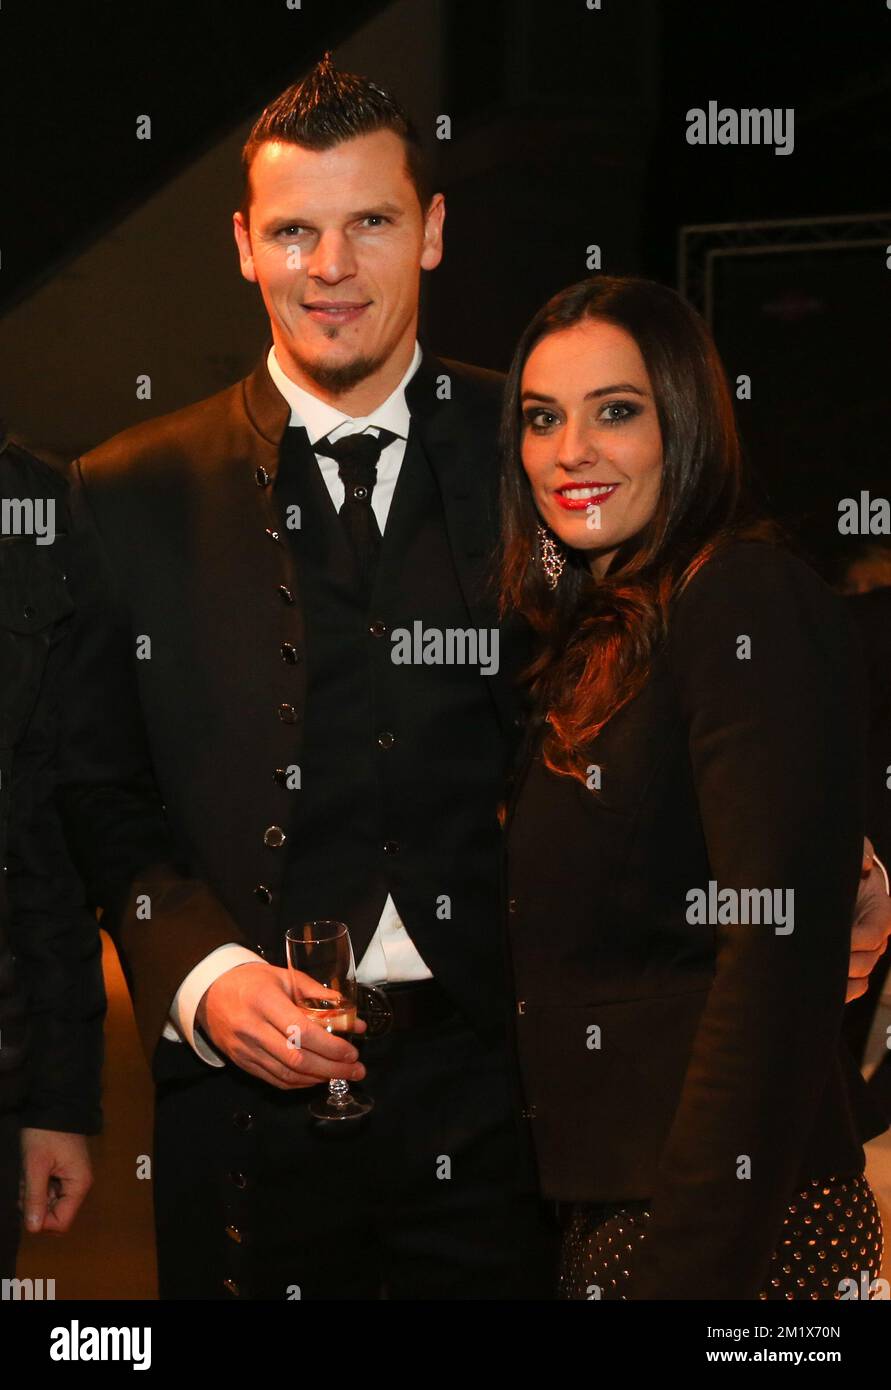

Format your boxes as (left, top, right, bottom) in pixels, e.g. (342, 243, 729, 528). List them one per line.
(266, 339, 422, 445)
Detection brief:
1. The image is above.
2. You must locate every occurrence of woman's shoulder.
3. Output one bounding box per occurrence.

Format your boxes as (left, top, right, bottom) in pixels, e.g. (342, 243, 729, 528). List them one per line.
(670, 537, 843, 627)
(662, 536, 865, 738)
(665, 535, 859, 685)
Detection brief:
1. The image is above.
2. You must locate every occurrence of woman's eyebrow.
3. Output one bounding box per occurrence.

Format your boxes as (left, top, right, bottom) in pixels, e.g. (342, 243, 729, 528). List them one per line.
(521, 383, 650, 403)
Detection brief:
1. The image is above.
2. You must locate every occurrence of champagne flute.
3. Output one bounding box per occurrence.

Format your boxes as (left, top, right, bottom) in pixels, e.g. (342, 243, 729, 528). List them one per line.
(285, 920, 373, 1121)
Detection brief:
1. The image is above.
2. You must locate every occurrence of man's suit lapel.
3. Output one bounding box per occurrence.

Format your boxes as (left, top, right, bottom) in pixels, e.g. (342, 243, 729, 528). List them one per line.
(241, 342, 292, 479)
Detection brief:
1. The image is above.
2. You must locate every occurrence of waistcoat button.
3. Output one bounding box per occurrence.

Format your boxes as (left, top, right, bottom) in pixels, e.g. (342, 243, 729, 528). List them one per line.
(264, 825, 286, 849)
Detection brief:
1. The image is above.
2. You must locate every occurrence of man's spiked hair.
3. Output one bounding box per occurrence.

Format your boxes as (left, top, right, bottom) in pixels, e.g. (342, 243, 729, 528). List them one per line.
(240, 52, 431, 221)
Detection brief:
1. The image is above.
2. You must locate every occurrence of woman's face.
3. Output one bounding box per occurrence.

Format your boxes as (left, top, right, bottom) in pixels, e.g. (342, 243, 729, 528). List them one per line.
(520, 320, 663, 577)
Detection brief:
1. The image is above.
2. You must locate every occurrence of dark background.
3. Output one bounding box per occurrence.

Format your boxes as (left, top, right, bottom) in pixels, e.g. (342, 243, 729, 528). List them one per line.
(1, 0, 889, 571)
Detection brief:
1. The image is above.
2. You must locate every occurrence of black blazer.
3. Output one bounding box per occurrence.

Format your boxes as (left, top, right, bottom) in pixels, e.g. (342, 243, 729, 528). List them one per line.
(54, 349, 530, 1074)
(505, 540, 887, 1300)
(0, 430, 104, 1131)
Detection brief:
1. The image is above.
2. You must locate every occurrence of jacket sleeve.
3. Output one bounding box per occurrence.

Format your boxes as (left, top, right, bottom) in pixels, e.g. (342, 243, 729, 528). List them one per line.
(5, 543, 105, 1135)
(631, 542, 867, 1300)
(54, 459, 253, 1064)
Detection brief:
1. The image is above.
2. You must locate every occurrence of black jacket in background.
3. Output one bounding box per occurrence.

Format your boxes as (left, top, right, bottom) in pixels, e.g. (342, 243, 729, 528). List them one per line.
(0, 427, 104, 1133)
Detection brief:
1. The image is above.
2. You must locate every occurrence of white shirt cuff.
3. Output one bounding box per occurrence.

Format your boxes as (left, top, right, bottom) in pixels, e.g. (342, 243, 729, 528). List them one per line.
(166, 944, 266, 1067)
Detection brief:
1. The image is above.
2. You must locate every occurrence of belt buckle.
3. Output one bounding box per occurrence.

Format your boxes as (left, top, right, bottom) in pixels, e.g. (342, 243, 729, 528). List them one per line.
(357, 983, 394, 1038)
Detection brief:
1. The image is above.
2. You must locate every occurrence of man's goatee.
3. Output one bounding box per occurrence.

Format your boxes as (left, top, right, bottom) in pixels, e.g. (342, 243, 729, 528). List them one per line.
(298, 351, 385, 395)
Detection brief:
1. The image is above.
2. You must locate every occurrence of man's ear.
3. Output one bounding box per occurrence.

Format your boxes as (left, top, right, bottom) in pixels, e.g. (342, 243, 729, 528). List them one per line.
(420, 193, 445, 273)
(233, 211, 257, 283)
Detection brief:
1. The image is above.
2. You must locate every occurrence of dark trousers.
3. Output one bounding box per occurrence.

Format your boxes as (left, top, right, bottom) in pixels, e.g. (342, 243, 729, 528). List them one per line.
(0, 1112, 21, 1279)
(153, 1009, 559, 1300)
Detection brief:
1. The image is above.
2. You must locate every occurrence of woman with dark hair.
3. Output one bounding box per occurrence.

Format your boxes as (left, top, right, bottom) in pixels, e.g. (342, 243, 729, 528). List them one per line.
(499, 275, 885, 1300)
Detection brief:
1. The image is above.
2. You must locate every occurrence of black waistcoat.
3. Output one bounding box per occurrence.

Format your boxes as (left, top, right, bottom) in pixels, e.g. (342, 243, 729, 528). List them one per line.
(270, 423, 507, 1016)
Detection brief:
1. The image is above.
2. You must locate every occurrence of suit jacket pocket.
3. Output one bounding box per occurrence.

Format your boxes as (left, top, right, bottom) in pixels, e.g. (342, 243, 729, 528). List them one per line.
(0, 535, 72, 631)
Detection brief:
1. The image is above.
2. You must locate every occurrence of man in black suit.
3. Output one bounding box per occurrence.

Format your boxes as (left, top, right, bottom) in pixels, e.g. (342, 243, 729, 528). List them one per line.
(56, 56, 554, 1300)
(55, 56, 889, 1299)
(0, 426, 104, 1278)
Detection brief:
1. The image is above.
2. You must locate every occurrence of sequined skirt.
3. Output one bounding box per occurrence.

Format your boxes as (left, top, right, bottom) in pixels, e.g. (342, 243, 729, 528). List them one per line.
(557, 1172, 884, 1300)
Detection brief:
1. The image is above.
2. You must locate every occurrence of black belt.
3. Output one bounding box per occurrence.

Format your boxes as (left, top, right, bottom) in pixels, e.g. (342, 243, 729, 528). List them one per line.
(357, 978, 456, 1036)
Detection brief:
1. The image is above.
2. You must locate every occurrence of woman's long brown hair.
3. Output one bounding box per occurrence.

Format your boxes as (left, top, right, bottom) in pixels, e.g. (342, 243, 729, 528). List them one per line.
(498, 275, 767, 784)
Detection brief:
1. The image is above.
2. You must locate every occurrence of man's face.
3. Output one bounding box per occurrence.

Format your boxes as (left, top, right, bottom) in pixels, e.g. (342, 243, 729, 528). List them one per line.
(234, 129, 444, 398)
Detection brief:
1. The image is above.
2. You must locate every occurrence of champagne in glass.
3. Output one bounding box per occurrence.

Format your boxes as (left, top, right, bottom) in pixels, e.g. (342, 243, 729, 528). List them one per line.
(285, 920, 373, 1121)
(298, 995, 357, 1033)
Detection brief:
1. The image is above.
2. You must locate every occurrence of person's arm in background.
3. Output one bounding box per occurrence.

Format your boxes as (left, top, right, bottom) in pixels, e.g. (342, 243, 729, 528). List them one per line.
(3, 464, 103, 1235)
(633, 543, 869, 1300)
(848, 839, 890, 1007)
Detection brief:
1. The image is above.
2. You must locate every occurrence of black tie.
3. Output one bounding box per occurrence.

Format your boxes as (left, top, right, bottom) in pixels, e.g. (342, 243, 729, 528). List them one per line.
(314, 428, 398, 591)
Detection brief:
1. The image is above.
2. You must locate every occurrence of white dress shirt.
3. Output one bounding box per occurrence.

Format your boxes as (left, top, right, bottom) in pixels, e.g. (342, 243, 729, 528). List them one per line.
(165, 339, 433, 1066)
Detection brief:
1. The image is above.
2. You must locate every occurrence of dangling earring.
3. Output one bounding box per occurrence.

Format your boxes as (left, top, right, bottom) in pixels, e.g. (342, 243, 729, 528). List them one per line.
(537, 523, 566, 591)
